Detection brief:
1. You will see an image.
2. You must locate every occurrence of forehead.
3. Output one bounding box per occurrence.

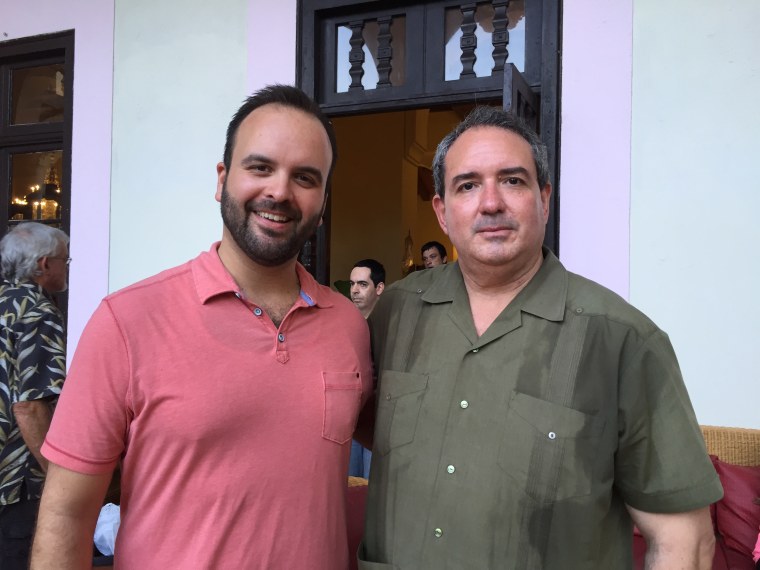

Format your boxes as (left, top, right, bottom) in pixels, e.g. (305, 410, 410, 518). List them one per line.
(422, 248, 439, 257)
(445, 126, 537, 182)
(350, 266, 372, 281)
(232, 104, 332, 170)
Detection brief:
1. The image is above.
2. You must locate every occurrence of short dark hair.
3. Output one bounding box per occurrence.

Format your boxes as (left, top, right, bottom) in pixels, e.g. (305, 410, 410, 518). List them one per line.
(432, 106, 549, 198)
(223, 84, 338, 188)
(421, 240, 447, 259)
(352, 258, 385, 287)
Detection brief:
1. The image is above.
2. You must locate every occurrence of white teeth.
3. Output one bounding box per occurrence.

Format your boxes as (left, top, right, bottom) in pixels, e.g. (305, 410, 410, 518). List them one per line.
(257, 211, 288, 222)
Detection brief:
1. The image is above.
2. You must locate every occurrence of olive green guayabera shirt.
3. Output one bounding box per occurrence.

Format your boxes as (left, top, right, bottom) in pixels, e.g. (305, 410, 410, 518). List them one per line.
(359, 250, 722, 570)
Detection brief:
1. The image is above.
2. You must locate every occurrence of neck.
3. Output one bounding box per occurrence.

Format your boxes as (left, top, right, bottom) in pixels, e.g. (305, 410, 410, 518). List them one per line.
(217, 234, 301, 303)
(460, 250, 544, 336)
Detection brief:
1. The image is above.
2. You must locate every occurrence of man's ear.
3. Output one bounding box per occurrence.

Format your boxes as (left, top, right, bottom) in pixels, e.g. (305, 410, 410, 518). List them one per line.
(432, 195, 448, 235)
(215, 162, 227, 203)
(540, 183, 552, 221)
(318, 193, 328, 227)
(376, 282, 385, 296)
(442, 256, 448, 264)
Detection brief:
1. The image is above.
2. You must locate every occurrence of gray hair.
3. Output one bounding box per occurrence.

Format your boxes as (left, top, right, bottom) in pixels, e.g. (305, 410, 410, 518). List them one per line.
(432, 106, 550, 198)
(0, 222, 69, 281)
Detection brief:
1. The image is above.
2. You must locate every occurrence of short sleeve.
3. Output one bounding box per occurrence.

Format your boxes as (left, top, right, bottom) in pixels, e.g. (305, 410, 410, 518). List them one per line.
(42, 299, 130, 475)
(615, 330, 723, 512)
(15, 303, 65, 403)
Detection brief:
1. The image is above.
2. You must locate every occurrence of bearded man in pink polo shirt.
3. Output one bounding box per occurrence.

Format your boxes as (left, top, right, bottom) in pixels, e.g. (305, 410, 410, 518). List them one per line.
(31, 85, 372, 569)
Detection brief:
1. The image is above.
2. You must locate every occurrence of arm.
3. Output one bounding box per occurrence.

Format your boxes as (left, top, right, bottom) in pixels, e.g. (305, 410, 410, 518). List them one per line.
(31, 463, 113, 570)
(13, 399, 54, 472)
(627, 504, 715, 570)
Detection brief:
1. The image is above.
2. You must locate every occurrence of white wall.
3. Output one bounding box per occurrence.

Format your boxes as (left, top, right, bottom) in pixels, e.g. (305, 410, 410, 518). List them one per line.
(630, 0, 760, 427)
(108, 0, 249, 291)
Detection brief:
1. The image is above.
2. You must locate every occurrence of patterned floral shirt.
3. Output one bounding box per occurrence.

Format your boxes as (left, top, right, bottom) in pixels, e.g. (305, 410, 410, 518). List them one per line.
(0, 279, 66, 504)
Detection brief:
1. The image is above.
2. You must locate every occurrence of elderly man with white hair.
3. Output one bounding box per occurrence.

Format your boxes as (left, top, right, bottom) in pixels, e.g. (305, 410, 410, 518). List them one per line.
(0, 222, 68, 570)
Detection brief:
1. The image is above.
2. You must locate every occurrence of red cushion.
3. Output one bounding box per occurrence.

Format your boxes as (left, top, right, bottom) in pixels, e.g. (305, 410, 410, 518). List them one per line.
(712, 457, 760, 561)
(346, 483, 368, 570)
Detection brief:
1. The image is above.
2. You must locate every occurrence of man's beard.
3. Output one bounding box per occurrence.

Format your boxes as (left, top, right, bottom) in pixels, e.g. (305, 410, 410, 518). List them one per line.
(220, 184, 322, 267)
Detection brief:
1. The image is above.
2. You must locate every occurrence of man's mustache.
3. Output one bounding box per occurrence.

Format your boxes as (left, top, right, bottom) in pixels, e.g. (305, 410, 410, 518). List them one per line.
(472, 216, 519, 232)
(245, 198, 301, 221)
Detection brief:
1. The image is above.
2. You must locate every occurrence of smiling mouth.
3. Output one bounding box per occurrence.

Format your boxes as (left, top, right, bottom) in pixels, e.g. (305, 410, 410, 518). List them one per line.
(255, 211, 290, 223)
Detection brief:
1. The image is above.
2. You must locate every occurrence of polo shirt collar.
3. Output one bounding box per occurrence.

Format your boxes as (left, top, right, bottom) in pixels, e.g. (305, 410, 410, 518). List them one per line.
(191, 242, 333, 308)
(517, 248, 567, 322)
(420, 246, 567, 322)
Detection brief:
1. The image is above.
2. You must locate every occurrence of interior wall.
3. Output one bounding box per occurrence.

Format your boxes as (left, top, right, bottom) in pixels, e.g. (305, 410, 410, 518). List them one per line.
(331, 113, 405, 287)
(416, 195, 451, 263)
(2, 0, 115, 356)
(630, 0, 760, 428)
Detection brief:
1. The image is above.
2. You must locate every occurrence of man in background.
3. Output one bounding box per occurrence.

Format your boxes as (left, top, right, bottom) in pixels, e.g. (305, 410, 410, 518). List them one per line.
(0, 222, 68, 570)
(32, 85, 372, 569)
(349, 258, 385, 319)
(421, 240, 447, 268)
(347, 258, 385, 479)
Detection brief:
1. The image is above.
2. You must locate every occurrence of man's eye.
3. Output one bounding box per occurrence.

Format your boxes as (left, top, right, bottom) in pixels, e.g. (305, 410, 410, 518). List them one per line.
(295, 174, 317, 186)
(506, 177, 522, 185)
(459, 182, 476, 192)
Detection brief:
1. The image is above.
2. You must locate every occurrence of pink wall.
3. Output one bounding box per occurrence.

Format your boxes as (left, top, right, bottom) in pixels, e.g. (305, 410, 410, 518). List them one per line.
(559, 0, 633, 299)
(2, 0, 115, 354)
(247, 0, 298, 93)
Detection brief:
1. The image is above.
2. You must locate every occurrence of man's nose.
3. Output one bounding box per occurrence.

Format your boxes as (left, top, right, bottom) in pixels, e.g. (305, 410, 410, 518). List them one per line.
(479, 180, 506, 212)
(265, 173, 294, 201)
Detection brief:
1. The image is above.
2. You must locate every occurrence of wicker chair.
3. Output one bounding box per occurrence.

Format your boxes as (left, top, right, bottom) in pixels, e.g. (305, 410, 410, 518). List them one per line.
(701, 425, 760, 467)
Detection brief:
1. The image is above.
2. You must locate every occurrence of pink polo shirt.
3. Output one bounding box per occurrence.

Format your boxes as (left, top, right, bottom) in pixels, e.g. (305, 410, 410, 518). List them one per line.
(43, 244, 372, 569)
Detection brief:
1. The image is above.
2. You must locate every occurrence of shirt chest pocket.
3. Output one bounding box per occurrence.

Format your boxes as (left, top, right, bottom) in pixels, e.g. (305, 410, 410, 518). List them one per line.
(498, 391, 605, 503)
(322, 371, 363, 444)
(374, 370, 428, 456)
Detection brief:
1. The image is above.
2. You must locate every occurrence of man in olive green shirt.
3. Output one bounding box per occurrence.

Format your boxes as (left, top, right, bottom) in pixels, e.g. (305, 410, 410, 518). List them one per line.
(358, 107, 722, 569)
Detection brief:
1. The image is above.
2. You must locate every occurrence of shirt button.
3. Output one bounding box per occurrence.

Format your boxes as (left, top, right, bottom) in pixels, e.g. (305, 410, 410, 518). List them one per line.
(471, 348, 479, 353)
(417, 289, 423, 294)
(460, 400, 469, 409)
(277, 333, 285, 342)
(548, 431, 557, 440)
(446, 465, 455, 474)
(253, 308, 262, 316)
(385, 393, 392, 401)
(434, 528, 443, 538)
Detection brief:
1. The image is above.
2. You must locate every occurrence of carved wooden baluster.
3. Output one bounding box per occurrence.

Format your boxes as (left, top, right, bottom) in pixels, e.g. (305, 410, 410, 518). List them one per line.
(492, 0, 510, 72)
(376, 16, 393, 88)
(459, 3, 477, 78)
(348, 20, 366, 91)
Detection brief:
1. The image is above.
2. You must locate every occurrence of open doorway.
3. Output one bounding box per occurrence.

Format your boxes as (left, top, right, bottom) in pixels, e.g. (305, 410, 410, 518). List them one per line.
(328, 103, 494, 289)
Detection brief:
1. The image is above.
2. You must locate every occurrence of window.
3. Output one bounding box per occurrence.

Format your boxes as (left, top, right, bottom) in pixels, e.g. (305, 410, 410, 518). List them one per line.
(0, 31, 74, 238)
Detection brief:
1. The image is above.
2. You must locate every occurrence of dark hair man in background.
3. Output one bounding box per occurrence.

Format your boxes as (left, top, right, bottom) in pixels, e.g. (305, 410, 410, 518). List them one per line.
(349, 258, 385, 319)
(347, 258, 385, 480)
(32, 85, 372, 569)
(421, 240, 447, 269)
(359, 107, 721, 569)
(0, 222, 68, 570)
